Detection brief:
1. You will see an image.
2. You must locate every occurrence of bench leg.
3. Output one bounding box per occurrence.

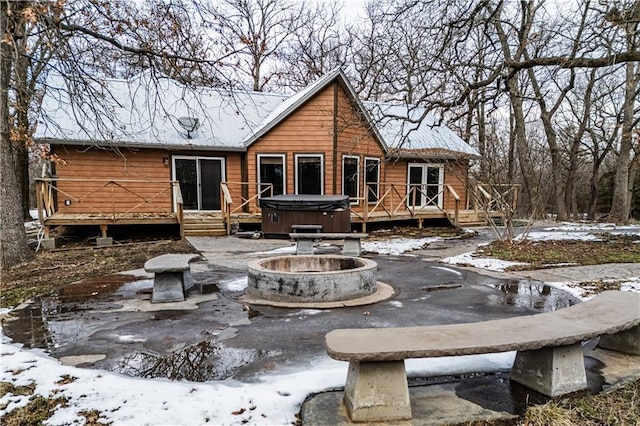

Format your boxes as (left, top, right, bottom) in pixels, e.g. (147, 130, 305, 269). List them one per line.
(342, 240, 362, 257)
(343, 360, 412, 422)
(511, 344, 587, 397)
(598, 324, 640, 355)
(296, 239, 314, 255)
(152, 272, 186, 303)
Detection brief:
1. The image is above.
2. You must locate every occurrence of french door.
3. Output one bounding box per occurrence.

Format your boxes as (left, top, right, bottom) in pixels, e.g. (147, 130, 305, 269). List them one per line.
(173, 156, 225, 210)
(407, 164, 444, 208)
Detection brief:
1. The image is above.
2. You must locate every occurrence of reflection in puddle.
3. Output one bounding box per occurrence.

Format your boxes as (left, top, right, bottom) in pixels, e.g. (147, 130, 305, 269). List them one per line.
(488, 281, 577, 311)
(112, 340, 278, 381)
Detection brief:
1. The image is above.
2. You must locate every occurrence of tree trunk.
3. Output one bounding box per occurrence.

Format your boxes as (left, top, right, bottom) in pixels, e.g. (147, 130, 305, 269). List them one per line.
(608, 15, 639, 223)
(609, 59, 638, 223)
(1, 3, 32, 271)
(506, 75, 540, 216)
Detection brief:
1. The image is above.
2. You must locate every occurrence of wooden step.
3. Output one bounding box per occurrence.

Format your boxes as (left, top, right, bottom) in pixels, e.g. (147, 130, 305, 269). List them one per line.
(183, 222, 226, 231)
(183, 229, 228, 237)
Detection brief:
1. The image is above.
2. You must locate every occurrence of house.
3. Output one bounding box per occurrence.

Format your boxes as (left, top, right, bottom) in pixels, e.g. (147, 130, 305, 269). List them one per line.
(34, 68, 490, 243)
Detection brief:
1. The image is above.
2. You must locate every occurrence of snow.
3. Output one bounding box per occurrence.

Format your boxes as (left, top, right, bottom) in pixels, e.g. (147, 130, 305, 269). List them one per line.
(362, 237, 441, 255)
(516, 231, 601, 241)
(219, 276, 249, 292)
(4, 220, 640, 424)
(441, 251, 528, 272)
(0, 333, 514, 425)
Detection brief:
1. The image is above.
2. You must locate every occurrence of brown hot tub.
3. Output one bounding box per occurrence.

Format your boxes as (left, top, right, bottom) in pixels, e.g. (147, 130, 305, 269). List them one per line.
(260, 194, 351, 237)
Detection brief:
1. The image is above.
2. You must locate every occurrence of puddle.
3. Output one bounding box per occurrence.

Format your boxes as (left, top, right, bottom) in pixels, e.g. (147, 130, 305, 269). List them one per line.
(2, 301, 52, 350)
(111, 340, 278, 381)
(58, 274, 141, 302)
(484, 280, 577, 311)
(150, 310, 190, 321)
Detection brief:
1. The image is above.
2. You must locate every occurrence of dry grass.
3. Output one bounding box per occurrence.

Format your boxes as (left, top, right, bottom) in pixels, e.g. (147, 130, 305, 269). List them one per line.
(480, 234, 640, 269)
(1, 239, 197, 308)
(520, 380, 640, 426)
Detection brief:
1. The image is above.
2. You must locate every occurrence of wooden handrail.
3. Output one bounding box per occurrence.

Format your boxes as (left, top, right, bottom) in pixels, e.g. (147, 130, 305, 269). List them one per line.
(173, 182, 184, 239)
(220, 181, 273, 235)
(220, 183, 233, 235)
(446, 184, 460, 227)
(34, 178, 179, 221)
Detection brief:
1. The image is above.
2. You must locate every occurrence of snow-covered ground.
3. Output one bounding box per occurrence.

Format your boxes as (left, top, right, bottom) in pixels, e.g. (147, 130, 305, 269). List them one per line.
(3, 221, 640, 424)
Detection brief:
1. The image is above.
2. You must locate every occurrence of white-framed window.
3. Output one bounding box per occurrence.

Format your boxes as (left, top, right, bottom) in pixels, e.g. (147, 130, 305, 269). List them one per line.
(295, 154, 324, 195)
(257, 154, 285, 197)
(172, 156, 225, 211)
(407, 163, 444, 208)
(342, 155, 360, 204)
(364, 157, 380, 203)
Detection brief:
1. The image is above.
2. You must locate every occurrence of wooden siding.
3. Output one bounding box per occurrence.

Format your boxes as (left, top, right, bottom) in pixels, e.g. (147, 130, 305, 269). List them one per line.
(383, 159, 469, 211)
(246, 84, 336, 211)
(246, 82, 388, 213)
(52, 146, 173, 214)
(335, 84, 385, 209)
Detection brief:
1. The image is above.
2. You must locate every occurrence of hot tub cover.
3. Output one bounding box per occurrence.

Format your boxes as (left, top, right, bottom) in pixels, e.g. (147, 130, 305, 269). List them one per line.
(260, 194, 350, 211)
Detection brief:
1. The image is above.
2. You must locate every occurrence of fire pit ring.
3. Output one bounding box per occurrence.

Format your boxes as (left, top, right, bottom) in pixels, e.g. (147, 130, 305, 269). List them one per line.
(246, 255, 377, 303)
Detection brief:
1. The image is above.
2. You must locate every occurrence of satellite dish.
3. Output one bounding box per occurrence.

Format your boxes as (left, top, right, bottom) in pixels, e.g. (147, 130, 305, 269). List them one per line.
(177, 116, 200, 138)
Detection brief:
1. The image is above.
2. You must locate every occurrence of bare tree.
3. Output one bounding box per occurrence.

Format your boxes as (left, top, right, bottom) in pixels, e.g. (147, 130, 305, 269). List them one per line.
(204, 0, 314, 91)
(275, 0, 351, 89)
(0, 0, 236, 270)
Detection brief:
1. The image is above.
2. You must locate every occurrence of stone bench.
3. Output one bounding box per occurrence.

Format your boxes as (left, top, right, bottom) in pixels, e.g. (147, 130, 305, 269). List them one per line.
(325, 291, 640, 422)
(291, 224, 323, 233)
(289, 232, 368, 256)
(144, 254, 200, 303)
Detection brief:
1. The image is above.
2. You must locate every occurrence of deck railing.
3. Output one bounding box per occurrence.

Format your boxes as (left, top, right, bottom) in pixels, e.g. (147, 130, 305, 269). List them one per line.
(220, 181, 273, 235)
(34, 178, 184, 236)
(353, 183, 460, 231)
(217, 182, 517, 233)
(473, 183, 520, 215)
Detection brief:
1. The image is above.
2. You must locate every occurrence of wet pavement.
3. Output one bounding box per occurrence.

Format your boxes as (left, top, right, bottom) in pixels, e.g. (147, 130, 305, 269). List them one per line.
(4, 225, 640, 424)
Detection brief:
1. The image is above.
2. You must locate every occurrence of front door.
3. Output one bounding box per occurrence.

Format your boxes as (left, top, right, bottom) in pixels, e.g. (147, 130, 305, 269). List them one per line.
(407, 164, 443, 208)
(174, 156, 224, 210)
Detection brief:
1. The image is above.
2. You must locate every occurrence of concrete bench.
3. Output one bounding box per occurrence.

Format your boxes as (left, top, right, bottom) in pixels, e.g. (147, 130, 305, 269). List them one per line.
(291, 224, 323, 233)
(289, 232, 368, 256)
(144, 254, 200, 303)
(325, 290, 640, 422)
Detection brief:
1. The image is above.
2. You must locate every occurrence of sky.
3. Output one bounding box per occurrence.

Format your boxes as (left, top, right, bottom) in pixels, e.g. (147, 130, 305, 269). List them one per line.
(2, 221, 640, 424)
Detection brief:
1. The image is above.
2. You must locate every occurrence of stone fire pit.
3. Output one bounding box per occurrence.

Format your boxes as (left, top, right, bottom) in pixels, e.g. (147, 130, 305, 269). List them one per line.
(246, 255, 378, 303)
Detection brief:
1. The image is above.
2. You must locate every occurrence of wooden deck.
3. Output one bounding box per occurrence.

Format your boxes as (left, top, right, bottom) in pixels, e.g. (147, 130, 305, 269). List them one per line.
(42, 213, 180, 226)
(36, 179, 510, 238)
(40, 208, 494, 238)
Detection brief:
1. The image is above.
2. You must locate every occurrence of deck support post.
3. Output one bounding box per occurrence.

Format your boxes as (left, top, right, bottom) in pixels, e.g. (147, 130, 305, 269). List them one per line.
(344, 360, 412, 422)
(510, 344, 587, 396)
(418, 218, 423, 229)
(97, 224, 113, 247)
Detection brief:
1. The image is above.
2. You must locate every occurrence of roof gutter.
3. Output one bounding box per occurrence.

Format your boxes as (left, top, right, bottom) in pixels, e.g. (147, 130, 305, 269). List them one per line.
(35, 138, 248, 152)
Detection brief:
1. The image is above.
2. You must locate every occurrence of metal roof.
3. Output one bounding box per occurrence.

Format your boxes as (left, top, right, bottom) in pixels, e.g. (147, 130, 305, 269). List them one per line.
(36, 69, 478, 158)
(36, 71, 287, 150)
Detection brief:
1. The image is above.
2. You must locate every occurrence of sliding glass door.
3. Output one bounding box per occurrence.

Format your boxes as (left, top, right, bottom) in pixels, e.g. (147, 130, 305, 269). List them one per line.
(173, 156, 224, 210)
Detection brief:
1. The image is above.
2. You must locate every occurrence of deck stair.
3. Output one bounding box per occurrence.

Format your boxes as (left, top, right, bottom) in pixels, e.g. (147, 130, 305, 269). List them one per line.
(183, 212, 227, 237)
(448, 210, 502, 227)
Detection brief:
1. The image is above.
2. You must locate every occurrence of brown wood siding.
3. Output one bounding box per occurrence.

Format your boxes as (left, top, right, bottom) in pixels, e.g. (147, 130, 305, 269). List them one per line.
(246, 86, 336, 212)
(53, 146, 173, 214)
(246, 84, 388, 213)
(223, 153, 244, 210)
(335, 85, 385, 211)
(383, 159, 469, 211)
(443, 159, 469, 209)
